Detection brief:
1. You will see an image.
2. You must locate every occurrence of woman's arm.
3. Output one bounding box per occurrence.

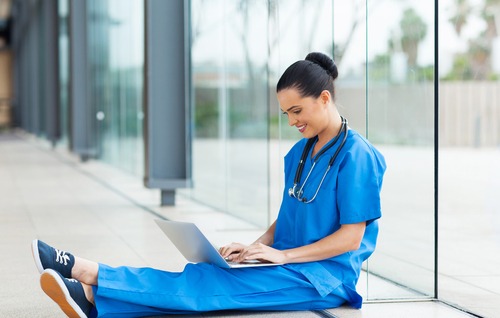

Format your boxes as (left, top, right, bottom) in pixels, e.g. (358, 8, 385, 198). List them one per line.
(232, 222, 366, 264)
(252, 220, 277, 246)
(219, 220, 277, 259)
(282, 222, 366, 263)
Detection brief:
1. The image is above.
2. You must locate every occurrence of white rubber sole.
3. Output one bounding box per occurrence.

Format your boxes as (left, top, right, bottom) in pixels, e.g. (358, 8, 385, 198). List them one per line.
(40, 269, 88, 318)
(31, 239, 44, 274)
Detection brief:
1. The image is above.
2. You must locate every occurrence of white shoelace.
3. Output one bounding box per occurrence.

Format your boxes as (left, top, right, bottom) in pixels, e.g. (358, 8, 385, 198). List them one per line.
(55, 248, 70, 265)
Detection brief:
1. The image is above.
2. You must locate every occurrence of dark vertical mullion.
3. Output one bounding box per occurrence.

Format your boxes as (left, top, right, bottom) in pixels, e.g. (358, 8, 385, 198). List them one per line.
(365, 0, 369, 139)
(434, 0, 439, 300)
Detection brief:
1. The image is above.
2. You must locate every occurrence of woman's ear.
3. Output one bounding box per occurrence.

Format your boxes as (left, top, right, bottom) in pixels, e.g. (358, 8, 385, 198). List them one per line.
(319, 90, 331, 106)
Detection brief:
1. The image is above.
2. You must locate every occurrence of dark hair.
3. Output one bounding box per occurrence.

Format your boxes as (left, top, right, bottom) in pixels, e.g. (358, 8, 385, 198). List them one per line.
(276, 52, 338, 99)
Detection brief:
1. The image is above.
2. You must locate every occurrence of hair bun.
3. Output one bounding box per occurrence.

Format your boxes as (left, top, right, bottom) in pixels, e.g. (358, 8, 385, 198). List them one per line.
(305, 52, 338, 80)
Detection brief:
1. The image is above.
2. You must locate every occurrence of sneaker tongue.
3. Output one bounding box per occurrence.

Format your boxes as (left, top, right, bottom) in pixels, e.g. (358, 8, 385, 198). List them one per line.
(56, 252, 75, 278)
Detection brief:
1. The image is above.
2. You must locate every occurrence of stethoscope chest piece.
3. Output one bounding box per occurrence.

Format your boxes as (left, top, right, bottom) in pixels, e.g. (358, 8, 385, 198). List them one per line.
(288, 184, 303, 199)
(288, 116, 348, 204)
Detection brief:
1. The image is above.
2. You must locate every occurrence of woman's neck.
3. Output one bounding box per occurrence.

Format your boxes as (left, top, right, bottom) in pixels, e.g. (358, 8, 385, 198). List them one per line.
(313, 111, 342, 156)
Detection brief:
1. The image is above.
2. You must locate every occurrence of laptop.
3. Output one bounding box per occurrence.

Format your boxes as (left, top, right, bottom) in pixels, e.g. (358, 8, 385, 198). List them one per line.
(155, 219, 281, 269)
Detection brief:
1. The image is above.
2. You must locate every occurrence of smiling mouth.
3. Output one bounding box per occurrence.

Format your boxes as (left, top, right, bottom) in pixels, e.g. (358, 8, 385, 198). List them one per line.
(297, 124, 307, 133)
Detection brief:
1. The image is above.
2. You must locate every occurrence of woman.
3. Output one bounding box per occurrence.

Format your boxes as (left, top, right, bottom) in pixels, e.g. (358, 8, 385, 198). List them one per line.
(32, 52, 386, 317)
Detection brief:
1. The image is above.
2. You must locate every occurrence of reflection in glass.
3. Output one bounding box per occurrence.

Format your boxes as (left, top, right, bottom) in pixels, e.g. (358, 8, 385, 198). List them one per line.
(267, 0, 335, 222)
(366, 1, 435, 298)
(189, 0, 270, 227)
(87, 0, 144, 176)
(439, 0, 500, 316)
(334, 0, 436, 299)
(188, 0, 446, 304)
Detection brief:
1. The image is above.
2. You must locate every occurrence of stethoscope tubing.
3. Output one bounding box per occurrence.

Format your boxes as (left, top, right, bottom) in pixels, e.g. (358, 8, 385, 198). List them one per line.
(289, 116, 348, 203)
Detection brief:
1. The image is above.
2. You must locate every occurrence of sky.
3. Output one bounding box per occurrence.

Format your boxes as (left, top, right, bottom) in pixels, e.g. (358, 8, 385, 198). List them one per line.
(190, 0, 492, 77)
(334, 0, 489, 76)
(98, 0, 493, 77)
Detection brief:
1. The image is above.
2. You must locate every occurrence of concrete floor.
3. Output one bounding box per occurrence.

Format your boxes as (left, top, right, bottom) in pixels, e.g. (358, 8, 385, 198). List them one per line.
(0, 131, 480, 317)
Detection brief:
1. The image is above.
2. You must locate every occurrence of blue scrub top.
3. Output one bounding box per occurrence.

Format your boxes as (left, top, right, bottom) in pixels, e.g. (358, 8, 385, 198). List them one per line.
(272, 129, 386, 308)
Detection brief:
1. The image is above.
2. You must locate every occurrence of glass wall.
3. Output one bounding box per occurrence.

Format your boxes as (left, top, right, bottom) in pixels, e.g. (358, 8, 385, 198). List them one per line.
(191, 0, 437, 301)
(439, 0, 500, 316)
(362, 0, 436, 299)
(268, 0, 335, 221)
(87, 0, 144, 176)
(269, 0, 437, 300)
(190, 0, 272, 227)
(189, 0, 335, 228)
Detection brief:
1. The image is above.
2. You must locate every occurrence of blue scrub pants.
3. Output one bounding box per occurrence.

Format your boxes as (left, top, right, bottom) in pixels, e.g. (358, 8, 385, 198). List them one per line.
(92, 263, 347, 317)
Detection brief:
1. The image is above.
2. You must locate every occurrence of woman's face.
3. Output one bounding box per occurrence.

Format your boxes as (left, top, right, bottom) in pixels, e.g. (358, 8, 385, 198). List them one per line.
(277, 88, 330, 139)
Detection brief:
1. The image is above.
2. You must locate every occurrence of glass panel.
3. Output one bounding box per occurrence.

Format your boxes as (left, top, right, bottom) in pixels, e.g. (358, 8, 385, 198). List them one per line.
(87, 0, 144, 176)
(439, 0, 500, 316)
(88, 0, 108, 158)
(364, 0, 436, 299)
(269, 0, 335, 217)
(38, 7, 46, 137)
(190, 0, 270, 227)
(58, 0, 70, 146)
(190, 0, 439, 302)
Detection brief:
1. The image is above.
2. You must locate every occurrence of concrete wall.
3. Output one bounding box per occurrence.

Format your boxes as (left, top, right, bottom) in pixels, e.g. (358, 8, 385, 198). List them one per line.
(440, 81, 500, 147)
(338, 81, 500, 148)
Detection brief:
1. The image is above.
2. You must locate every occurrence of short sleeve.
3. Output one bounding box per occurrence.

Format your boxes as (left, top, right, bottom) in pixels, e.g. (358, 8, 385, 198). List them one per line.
(337, 138, 386, 225)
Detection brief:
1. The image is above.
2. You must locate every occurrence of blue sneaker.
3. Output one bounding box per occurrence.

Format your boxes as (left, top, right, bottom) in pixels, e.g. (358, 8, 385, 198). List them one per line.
(40, 269, 94, 318)
(32, 239, 75, 278)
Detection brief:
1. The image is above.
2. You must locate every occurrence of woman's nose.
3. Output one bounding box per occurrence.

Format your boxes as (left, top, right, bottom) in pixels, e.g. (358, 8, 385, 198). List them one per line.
(288, 115, 297, 126)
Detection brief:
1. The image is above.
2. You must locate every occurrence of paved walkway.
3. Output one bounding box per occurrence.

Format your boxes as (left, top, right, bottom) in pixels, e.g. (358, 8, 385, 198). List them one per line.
(0, 131, 476, 317)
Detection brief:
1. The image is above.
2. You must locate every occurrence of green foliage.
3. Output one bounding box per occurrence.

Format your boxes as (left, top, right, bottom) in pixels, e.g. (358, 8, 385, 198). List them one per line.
(368, 54, 391, 82)
(400, 8, 428, 67)
(194, 99, 219, 138)
(441, 54, 473, 81)
(400, 8, 428, 43)
(368, 53, 434, 83)
(418, 65, 435, 81)
(444, 0, 500, 80)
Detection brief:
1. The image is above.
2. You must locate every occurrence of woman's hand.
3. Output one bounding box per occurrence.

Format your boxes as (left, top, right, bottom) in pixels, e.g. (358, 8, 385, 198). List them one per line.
(218, 221, 281, 263)
(227, 243, 286, 264)
(218, 242, 248, 261)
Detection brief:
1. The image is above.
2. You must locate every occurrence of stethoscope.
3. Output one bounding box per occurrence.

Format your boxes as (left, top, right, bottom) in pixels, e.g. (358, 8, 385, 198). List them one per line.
(288, 116, 348, 204)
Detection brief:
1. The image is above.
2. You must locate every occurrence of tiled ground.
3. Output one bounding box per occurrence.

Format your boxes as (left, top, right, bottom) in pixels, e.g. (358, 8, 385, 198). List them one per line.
(0, 131, 480, 317)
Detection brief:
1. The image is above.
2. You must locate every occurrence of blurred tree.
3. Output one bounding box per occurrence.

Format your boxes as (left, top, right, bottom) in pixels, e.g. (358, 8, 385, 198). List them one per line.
(449, 0, 471, 36)
(332, 0, 381, 69)
(367, 53, 391, 82)
(441, 53, 473, 80)
(445, 0, 500, 80)
(399, 8, 427, 68)
(484, 0, 500, 38)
